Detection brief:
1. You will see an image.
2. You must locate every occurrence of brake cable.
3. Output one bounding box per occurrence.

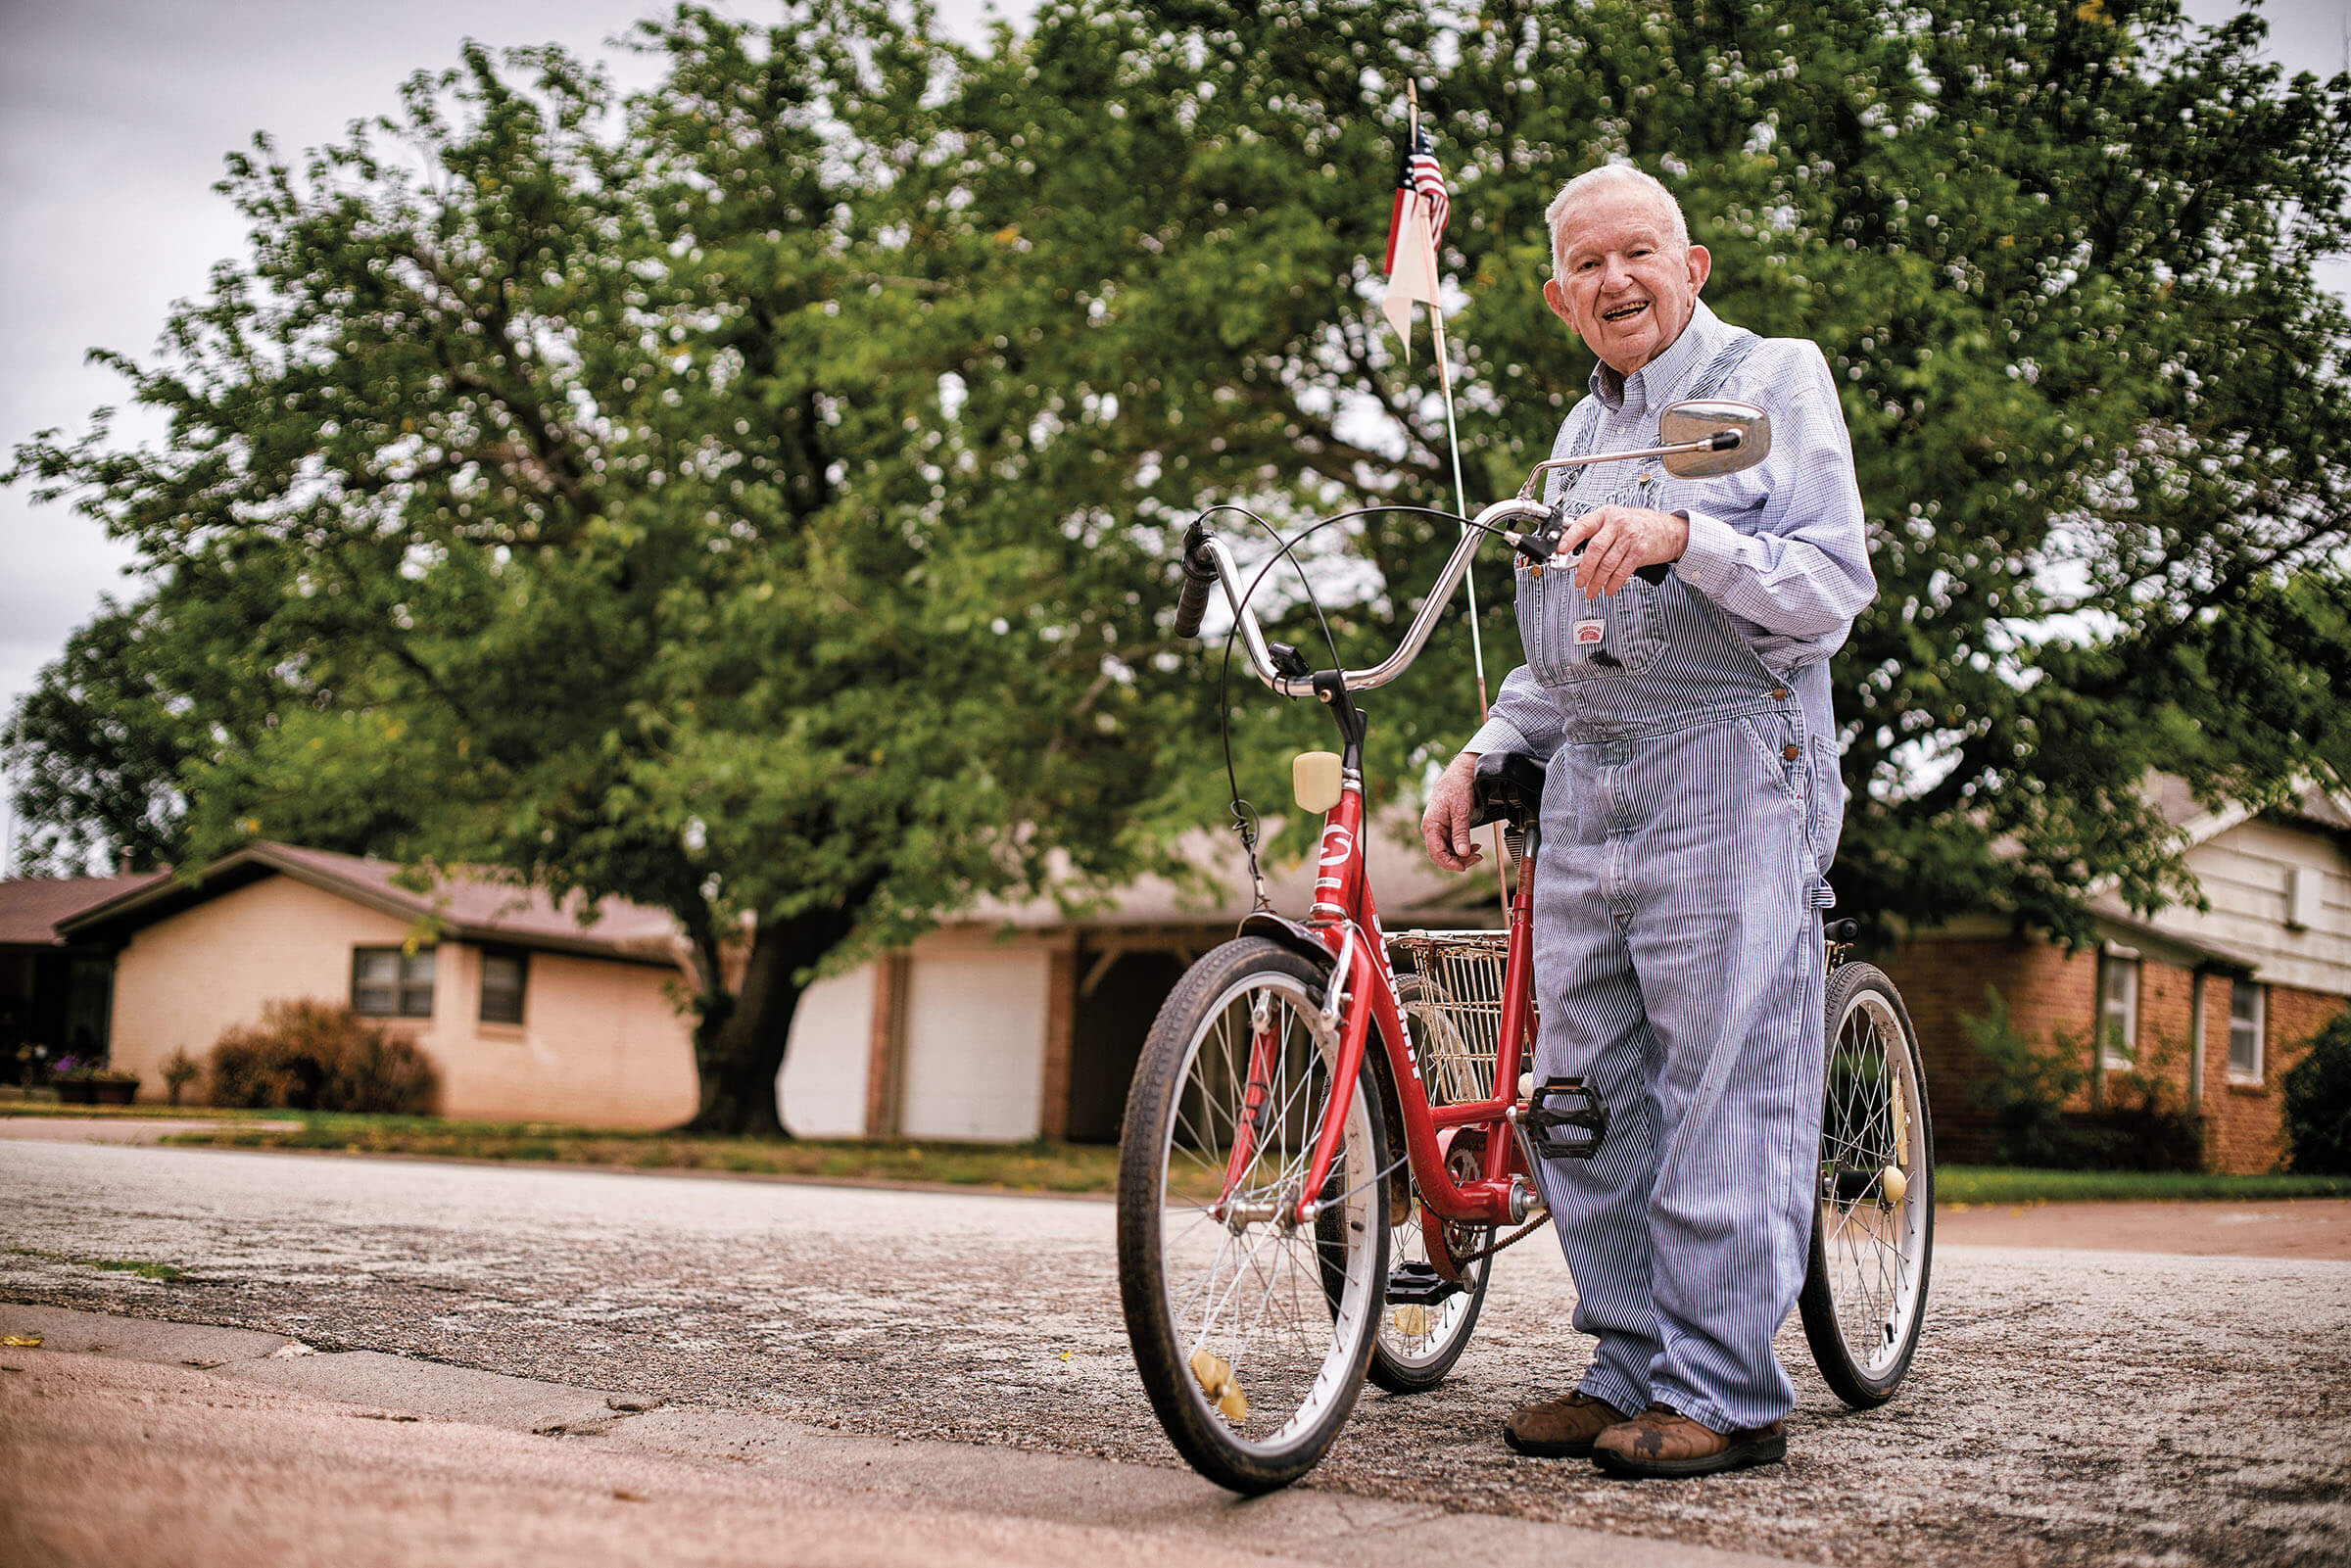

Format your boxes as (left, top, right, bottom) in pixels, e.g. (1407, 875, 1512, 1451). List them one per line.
(1198, 502, 1479, 910)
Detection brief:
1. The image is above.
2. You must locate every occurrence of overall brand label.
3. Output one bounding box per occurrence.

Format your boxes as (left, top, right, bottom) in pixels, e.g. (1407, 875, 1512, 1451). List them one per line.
(1574, 619, 1606, 645)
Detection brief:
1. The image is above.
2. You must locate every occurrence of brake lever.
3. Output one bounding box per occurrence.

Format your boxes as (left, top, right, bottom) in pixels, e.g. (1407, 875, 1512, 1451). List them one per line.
(1512, 521, 1670, 585)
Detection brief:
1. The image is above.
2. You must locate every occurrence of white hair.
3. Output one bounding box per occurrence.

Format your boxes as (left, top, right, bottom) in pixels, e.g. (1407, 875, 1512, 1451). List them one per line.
(1544, 165, 1691, 281)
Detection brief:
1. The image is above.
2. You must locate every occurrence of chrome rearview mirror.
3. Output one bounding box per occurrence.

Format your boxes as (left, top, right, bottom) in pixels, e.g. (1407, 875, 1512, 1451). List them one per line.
(1657, 399, 1770, 478)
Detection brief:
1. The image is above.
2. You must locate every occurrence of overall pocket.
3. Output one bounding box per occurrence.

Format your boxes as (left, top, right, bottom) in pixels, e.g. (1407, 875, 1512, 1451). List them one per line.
(1517, 558, 1665, 684)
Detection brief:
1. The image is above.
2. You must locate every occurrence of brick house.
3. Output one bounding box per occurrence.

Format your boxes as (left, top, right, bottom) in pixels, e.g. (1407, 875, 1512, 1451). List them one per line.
(1893, 782, 2351, 1173)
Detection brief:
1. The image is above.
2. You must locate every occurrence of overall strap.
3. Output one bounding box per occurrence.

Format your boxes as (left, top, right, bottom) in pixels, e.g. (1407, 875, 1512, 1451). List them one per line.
(1685, 328, 1761, 402)
(1547, 396, 1609, 506)
(1549, 327, 1762, 506)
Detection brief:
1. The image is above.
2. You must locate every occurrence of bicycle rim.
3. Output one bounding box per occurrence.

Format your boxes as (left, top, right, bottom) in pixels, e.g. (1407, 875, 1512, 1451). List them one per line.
(1803, 964, 1933, 1403)
(1119, 943, 1386, 1488)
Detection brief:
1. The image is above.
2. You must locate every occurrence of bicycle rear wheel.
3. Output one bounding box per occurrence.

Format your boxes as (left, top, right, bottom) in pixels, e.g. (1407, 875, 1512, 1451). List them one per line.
(1799, 961, 1934, 1406)
(1116, 937, 1389, 1494)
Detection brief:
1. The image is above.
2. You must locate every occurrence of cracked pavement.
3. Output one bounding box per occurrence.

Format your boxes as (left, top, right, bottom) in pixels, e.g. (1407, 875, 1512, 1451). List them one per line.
(2, 1139, 2345, 1566)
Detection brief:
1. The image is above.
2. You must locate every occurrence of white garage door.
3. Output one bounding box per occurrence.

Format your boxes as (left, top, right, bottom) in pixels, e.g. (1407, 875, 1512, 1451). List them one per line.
(898, 949, 1047, 1141)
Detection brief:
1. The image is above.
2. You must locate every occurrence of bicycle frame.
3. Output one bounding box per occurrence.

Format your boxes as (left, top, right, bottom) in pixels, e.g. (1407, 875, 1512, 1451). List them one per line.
(1281, 749, 1537, 1230)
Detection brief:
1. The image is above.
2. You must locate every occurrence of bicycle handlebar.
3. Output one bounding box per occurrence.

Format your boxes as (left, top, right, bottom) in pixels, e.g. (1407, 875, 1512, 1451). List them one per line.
(1171, 414, 1758, 694)
(1178, 497, 1554, 697)
(1173, 521, 1219, 641)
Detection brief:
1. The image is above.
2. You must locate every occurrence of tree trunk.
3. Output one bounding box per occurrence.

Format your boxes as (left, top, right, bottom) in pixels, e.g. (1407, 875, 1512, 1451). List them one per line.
(683, 907, 852, 1137)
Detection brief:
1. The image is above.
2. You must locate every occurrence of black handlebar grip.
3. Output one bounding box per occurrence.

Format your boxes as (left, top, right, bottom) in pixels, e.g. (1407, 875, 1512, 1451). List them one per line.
(1173, 520, 1218, 640)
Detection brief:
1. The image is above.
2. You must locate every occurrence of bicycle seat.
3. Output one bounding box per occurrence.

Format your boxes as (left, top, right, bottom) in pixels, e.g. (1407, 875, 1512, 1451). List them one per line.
(1466, 751, 1546, 830)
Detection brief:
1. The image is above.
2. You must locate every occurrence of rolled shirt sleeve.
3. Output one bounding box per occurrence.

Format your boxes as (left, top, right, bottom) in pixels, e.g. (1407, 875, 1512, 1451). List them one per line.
(1671, 341, 1875, 651)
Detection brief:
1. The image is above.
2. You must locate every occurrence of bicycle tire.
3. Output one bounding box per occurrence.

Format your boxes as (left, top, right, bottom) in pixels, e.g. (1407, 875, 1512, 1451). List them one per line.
(1366, 973, 1492, 1394)
(1799, 961, 1935, 1407)
(1116, 937, 1390, 1493)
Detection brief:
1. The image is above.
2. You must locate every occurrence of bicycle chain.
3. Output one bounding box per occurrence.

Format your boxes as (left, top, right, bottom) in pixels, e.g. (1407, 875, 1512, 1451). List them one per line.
(1442, 1209, 1554, 1268)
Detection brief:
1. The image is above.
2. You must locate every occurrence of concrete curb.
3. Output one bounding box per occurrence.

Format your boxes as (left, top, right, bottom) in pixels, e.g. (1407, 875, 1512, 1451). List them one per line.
(0, 1303, 1809, 1568)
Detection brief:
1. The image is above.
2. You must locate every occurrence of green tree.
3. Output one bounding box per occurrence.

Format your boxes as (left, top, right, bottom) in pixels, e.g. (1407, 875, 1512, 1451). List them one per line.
(11, 0, 2351, 1131)
(9, 7, 1189, 1134)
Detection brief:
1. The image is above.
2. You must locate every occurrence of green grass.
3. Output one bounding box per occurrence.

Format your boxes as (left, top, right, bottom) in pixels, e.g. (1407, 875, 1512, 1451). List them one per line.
(6, 1245, 187, 1282)
(1937, 1165, 2351, 1205)
(123, 1110, 1127, 1194)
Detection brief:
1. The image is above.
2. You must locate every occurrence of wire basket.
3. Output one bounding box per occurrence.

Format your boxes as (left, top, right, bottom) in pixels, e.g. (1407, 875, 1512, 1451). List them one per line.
(1387, 929, 1522, 1106)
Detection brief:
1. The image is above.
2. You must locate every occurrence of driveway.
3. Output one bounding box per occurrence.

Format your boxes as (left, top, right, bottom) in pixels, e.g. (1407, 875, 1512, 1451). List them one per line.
(1, 1140, 2344, 1566)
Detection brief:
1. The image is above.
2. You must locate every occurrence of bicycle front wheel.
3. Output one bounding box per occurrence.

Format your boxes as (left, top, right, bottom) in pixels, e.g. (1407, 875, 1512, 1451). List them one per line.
(1799, 961, 1934, 1406)
(1116, 937, 1389, 1494)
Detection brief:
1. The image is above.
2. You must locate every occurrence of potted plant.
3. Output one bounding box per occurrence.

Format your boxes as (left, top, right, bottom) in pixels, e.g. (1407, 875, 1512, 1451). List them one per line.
(52, 1056, 140, 1107)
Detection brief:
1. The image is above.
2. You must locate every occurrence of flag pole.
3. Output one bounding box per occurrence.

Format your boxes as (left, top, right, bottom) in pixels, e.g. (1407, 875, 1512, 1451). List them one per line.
(1408, 83, 1511, 924)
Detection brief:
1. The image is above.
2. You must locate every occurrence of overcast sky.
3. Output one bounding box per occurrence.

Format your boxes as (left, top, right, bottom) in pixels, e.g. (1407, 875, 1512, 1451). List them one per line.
(1, 0, 2344, 877)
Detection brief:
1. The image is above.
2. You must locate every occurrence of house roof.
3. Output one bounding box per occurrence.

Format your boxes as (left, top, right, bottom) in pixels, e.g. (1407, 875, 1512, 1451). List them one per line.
(0, 873, 171, 947)
(56, 842, 682, 967)
(2156, 774, 2351, 846)
(969, 806, 1505, 932)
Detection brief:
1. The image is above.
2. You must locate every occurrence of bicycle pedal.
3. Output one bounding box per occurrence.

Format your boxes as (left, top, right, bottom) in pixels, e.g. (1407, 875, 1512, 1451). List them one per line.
(1524, 1076, 1608, 1162)
(1384, 1260, 1463, 1307)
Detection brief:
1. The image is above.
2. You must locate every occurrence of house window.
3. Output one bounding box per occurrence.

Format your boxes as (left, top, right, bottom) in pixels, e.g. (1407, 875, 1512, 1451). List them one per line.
(2228, 982, 2265, 1083)
(479, 950, 528, 1026)
(2097, 954, 2138, 1070)
(353, 947, 435, 1019)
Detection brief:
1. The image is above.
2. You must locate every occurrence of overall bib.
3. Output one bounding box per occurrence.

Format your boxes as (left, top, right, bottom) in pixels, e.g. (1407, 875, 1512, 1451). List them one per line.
(1518, 332, 1842, 1432)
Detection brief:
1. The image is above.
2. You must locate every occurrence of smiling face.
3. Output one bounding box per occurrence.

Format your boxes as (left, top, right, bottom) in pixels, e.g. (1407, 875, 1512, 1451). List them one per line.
(1542, 184, 1710, 376)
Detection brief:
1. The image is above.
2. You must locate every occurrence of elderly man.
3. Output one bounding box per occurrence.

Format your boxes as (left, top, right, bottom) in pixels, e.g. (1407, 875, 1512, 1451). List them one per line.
(1420, 165, 1875, 1478)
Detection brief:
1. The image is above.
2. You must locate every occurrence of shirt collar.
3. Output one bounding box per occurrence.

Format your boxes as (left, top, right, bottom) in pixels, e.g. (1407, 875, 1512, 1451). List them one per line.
(1587, 299, 1726, 416)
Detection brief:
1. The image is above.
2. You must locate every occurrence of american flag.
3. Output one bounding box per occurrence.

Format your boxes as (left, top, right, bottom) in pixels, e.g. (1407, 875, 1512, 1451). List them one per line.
(1383, 122, 1449, 275)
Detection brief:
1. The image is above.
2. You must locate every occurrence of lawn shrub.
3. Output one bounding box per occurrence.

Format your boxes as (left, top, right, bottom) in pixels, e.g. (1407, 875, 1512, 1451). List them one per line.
(208, 1000, 438, 1115)
(160, 1048, 201, 1107)
(2282, 1011, 2351, 1174)
(1961, 987, 2203, 1171)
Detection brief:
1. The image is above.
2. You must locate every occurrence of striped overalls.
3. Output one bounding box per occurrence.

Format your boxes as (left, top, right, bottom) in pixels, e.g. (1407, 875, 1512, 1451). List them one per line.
(1488, 316, 1862, 1431)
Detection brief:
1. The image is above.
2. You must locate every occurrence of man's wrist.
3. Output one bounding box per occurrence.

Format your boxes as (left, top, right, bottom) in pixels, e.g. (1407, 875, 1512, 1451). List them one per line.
(1672, 506, 1739, 591)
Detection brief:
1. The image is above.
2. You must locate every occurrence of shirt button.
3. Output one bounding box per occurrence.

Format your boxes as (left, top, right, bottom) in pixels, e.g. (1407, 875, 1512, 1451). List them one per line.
(1783, 744, 1801, 761)
(1771, 686, 1790, 701)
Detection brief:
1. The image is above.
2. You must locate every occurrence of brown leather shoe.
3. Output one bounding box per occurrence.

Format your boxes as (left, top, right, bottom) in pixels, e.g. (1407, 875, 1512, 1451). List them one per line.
(1502, 1389, 1631, 1458)
(1592, 1403, 1788, 1478)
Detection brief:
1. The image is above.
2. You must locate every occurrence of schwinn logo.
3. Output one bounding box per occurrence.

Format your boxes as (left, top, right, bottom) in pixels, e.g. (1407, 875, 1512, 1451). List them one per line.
(1319, 828, 1354, 868)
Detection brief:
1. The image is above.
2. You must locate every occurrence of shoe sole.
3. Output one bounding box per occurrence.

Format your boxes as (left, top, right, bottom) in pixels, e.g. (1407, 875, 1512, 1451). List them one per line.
(1502, 1426, 1603, 1459)
(1591, 1433, 1788, 1479)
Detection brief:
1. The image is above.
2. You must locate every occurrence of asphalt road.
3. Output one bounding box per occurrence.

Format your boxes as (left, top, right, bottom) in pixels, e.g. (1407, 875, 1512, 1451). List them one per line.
(2, 1141, 2345, 1567)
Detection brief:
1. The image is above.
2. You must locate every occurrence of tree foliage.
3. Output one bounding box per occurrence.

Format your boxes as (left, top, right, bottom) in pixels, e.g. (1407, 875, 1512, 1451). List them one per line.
(9, 0, 2350, 1131)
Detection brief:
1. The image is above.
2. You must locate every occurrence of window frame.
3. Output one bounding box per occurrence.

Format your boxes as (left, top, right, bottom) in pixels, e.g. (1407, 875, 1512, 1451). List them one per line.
(477, 947, 529, 1027)
(2227, 980, 2265, 1084)
(352, 946, 436, 1020)
(2096, 950, 2139, 1072)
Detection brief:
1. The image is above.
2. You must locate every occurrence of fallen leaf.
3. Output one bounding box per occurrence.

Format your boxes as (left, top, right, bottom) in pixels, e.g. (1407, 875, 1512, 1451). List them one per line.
(1189, 1348, 1248, 1422)
(0, 1335, 40, 1348)
(268, 1343, 315, 1358)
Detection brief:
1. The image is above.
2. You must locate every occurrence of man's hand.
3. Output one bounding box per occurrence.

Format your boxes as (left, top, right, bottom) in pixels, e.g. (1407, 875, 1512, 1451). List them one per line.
(1420, 750, 1484, 872)
(1559, 504, 1687, 597)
